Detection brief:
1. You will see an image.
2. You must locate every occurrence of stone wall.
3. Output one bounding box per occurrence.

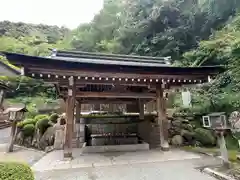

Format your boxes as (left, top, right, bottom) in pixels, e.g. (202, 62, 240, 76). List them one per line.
(137, 121, 161, 148)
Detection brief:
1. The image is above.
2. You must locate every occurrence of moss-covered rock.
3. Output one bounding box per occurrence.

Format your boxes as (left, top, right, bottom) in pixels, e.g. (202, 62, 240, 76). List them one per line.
(22, 124, 35, 137)
(194, 128, 216, 146)
(36, 118, 51, 135)
(0, 162, 34, 180)
(17, 119, 35, 128)
(49, 113, 59, 123)
(171, 135, 183, 146)
(34, 114, 49, 122)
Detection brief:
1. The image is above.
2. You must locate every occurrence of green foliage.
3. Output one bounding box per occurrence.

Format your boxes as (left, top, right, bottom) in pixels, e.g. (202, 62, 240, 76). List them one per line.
(70, 0, 240, 60)
(225, 132, 239, 150)
(35, 118, 51, 135)
(194, 128, 216, 146)
(1, 0, 240, 119)
(49, 113, 59, 123)
(34, 114, 49, 122)
(0, 21, 71, 100)
(0, 162, 34, 180)
(22, 124, 35, 137)
(17, 119, 35, 128)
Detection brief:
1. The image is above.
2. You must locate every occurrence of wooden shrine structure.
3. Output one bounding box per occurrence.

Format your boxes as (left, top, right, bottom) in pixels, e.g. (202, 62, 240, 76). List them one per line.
(2, 50, 223, 158)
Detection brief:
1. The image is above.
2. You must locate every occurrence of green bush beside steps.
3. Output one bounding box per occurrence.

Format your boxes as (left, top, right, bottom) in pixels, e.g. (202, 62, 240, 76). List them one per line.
(0, 162, 34, 180)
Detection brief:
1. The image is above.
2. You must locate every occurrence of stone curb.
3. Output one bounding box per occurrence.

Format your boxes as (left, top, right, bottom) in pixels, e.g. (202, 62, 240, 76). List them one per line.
(14, 144, 46, 154)
(203, 168, 235, 180)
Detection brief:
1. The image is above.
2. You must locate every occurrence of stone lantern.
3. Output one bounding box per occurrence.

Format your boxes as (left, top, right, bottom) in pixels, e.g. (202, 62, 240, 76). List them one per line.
(202, 112, 227, 129)
(202, 112, 230, 167)
(4, 104, 27, 152)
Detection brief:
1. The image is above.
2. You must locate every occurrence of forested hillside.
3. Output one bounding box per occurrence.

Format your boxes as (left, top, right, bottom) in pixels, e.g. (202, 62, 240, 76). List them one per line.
(1, 0, 240, 114)
(0, 21, 71, 57)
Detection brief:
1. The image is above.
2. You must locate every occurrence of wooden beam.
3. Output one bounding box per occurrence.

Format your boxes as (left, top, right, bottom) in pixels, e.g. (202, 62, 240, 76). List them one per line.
(61, 92, 155, 99)
(27, 68, 208, 81)
(63, 76, 76, 158)
(156, 84, 169, 151)
(139, 99, 144, 120)
(77, 99, 149, 104)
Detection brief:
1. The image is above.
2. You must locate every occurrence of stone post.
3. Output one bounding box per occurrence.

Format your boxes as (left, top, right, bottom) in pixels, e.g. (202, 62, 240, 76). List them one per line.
(53, 121, 65, 150)
(7, 121, 17, 152)
(218, 132, 230, 168)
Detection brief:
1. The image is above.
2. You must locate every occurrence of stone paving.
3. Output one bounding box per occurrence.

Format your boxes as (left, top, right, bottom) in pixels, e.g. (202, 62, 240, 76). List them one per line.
(32, 148, 203, 171)
(33, 149, 221, 180)
(34, 156, 220, 180)
(0, 128, 45, 165)
(0, 127, 221, 179)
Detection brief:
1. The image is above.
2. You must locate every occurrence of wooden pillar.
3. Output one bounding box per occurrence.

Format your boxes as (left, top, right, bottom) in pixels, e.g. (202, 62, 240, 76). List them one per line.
(156, 84, 169, 151)
(139, 99, 144, 120)
(64, 76, 76, 158)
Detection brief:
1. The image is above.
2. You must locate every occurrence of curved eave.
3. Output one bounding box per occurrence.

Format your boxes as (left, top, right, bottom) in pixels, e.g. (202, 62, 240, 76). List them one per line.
(1, 52, 224, 75)
(0, 60, 21, 76)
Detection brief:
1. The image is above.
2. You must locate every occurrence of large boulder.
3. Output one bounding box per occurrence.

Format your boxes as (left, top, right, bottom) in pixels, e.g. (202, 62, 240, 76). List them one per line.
(172, 119, 182, 127)
(229, 111, 240, 129)
(181, 130, 195, 144)
(171, 135, 183, 146)
(23, 137, 32, 148)
(182, 123, 194, 132)
(15, 131, 24, 145)
(31, 129, 41, 148)
(39, 126, 56, 150)
(194, 128, 216, 146)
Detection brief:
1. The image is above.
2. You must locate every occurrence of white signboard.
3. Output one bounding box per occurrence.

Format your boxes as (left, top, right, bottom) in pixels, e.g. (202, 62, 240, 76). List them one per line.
(181, 90, 192, 107)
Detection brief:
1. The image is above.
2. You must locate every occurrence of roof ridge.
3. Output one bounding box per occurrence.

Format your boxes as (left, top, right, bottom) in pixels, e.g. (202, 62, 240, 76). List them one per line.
(53, 49, 170, 64)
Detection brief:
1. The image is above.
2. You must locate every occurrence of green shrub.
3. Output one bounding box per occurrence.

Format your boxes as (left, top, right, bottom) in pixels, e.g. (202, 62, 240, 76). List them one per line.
(194, 128, 216, 146)
(17, 119, 35, 128)
(36, 118, 50, 134)
(49, 113, 59, 123)
(0, 162, 34, 180)
(225, 133, 239, 150)
(22, 124, 35, 137)
(34, 114, 49, 122)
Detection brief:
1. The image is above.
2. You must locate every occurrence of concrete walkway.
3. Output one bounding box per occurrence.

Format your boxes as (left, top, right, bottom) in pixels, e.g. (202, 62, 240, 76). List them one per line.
(33, 149, 221, 180)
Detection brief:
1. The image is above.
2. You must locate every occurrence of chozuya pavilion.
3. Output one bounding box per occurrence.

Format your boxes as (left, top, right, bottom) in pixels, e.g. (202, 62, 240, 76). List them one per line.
(2, 50, 223, 158)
